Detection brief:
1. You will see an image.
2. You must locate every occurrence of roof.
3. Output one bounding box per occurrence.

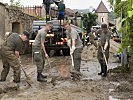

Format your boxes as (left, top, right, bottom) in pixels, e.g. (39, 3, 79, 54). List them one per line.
(96, 1, 109, 13)
(65, 8, 75, 16)
(51, 7, 75, 17)
(0, 2, 6, 6)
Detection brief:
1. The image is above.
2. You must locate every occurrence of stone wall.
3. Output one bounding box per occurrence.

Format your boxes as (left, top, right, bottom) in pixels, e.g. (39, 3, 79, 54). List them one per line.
(0, 3, 39, 56)
(5, 6, 38, 34)
(0, 2, 39, 39)
(0, 3, 5, 38)
(0, 3, 5, 46)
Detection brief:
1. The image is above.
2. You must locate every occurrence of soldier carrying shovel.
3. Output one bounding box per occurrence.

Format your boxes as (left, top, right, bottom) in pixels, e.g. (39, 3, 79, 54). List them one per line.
(64, 21, 83, 79)
(0, 31, 30, 83)
(90, 24, 112, 77)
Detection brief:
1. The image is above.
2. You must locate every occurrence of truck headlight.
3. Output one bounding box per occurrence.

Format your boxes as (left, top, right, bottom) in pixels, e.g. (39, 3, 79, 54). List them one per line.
(46, 34, 54, 37)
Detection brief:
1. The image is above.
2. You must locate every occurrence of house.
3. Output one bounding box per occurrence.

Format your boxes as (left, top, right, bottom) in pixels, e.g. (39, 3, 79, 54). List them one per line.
(95, 1, 109, 26)
(0, 2, 37, 39)
(50, 7, 75, 18)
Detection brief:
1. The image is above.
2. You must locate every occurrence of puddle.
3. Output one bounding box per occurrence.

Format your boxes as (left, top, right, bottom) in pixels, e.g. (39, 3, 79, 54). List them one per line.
(109, 96, 131, 100)
(109, 96, 119, 100)
(80, 61, 119, 81)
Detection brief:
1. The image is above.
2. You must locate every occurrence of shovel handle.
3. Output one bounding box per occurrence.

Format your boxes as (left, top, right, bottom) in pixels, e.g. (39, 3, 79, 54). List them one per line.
(19, 58, 32, 87)
(101, 46, 108, 67)
(47, 57, 52, 69)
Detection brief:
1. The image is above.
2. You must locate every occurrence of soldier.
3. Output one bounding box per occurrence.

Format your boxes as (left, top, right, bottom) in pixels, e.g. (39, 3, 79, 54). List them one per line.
(0, 31, 30, 83)
(43, 0, 54, 21)
(54, 0, 65, 25)
(64, 21, 83, 73)
(93, 24, 111, 77)
(32, 21, 52, 82)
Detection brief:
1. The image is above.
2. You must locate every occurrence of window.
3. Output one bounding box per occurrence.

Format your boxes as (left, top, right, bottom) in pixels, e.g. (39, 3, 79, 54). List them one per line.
(101, 17, 105, 23)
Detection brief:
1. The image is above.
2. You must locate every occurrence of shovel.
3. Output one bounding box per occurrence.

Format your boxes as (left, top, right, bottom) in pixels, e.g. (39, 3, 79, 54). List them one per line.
(47, 57, 52, 69)
(101, 46, 111, 75)
(70, 54, 74, 68)
(101, 46, 108, 67)
(46, 57, 53, 77)
(19, 58, 32, 87)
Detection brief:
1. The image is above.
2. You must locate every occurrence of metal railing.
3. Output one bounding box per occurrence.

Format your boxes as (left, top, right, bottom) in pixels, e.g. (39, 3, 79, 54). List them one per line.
(20, 6, 42, 18)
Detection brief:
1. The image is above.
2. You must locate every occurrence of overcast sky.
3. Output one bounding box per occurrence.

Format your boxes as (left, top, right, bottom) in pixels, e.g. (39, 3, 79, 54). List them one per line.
(1, 0, 111, 10)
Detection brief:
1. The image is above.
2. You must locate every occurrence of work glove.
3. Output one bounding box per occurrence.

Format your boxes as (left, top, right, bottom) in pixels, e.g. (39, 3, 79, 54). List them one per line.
(70, 46, 76, 55)
(67, 39, 71, 47)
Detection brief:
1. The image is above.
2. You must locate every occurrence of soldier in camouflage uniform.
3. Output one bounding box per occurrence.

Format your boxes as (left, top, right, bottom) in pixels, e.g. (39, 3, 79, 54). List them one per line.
(0, 31, 30, 83)
(64, 21, 83, 73)
(32, 22, 52, 82)
(93, 24, 111, 77)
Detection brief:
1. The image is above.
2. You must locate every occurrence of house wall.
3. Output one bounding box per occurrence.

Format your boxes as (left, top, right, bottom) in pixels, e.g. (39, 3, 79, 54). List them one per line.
(0, 3, 5, 37)
(5, 7, 38, 34)
(0, 3, 5, 46)
(97, 13, 109, 26)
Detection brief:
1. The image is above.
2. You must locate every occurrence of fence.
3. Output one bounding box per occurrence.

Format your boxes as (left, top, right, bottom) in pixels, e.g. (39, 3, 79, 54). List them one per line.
(21, 6, 42, 18)
(20, 6, 74, 19)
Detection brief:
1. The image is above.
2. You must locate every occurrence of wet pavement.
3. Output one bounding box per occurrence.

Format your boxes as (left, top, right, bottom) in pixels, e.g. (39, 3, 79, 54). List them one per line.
(81, 61, 120, 81)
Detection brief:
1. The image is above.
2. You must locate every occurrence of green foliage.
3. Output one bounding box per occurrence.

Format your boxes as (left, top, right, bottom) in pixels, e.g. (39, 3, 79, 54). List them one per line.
(110, 65, 129, 73)
(81, 12, 97, 32)
(10, 0, 21, 8)
(114, 1, 128, 18)
(39, 17, 46, 20)
(115, 0, 121, 5)
(108, 0, 114, 10)
(108, 0, 133, 70)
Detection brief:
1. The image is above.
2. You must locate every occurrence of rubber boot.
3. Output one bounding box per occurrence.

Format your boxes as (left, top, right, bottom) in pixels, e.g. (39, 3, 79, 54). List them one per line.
(98, 63, 104, 75)
(13, 80, 20, 83)
(40, 73, 47, 78)
(102, 65, 107, 77)
(37, 73, 47, 82)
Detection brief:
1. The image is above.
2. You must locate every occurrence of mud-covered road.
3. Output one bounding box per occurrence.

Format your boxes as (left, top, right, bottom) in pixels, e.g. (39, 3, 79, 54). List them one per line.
(0, 41, 133, 100)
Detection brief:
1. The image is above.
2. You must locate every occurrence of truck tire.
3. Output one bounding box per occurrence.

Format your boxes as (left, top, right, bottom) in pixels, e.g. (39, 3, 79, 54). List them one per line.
(55, 50, 61, 56)
(62, 48, 70, 56)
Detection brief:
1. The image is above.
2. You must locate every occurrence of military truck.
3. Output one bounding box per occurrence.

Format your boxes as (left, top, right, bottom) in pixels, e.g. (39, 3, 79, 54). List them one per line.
(29, 20, 83, 56)
(29, 20, 70, 56)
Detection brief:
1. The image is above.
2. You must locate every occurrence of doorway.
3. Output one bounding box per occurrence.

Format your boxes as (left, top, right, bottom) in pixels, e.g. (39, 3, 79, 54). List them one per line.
(12, 22, 20, 34)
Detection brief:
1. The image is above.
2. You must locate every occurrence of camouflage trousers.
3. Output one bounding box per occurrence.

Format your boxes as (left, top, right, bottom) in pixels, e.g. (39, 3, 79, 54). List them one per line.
(97, 46, 109, 65)
(73, 48, 83, 72)
(1, 45, 21, 82)
(32, 46, 45, 73)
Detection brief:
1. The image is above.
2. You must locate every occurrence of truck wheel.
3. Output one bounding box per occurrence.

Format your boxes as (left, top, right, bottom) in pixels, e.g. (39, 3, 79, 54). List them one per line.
(62, 49, 70, 56)
(55, 50, 60, 56)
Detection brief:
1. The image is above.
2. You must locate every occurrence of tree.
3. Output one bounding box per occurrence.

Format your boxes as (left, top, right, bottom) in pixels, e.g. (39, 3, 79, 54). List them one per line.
(10, 0, 21, 8)
(108, 0, 133, 71)
(81, 12, 97, 33)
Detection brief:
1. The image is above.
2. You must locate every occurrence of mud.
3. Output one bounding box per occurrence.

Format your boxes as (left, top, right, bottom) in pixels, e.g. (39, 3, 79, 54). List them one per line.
(0, 40, 133, 100)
